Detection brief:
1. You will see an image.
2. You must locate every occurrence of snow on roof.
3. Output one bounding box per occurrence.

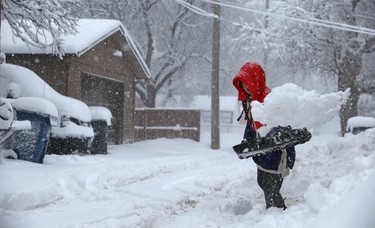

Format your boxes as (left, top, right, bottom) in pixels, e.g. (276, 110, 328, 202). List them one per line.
(1, 19, 150, 78)
(0, 63, 91, 122)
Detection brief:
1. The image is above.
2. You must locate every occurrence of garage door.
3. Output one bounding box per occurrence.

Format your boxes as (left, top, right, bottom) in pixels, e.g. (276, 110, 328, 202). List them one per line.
(81, 73, 124, 144)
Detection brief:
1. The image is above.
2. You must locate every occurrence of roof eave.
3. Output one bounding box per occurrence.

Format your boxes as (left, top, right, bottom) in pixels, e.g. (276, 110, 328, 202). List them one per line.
(76, 25, 151, 79)
(74, 26, 123, 57)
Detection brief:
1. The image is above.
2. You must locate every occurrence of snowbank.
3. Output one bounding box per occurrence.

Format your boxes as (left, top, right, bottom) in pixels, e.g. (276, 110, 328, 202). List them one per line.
(304, 171, 375, 228)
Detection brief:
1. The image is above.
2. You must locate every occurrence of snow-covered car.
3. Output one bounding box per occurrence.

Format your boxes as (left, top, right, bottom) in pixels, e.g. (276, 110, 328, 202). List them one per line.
(1, 97, 58, 163)
(347, 116, 375, 135)
(0, 63, 94, 154)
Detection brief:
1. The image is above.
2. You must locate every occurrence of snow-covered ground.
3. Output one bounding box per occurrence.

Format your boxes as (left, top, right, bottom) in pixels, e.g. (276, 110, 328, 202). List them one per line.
(0, 119, 374, 228)
(1, 83, 374, 227)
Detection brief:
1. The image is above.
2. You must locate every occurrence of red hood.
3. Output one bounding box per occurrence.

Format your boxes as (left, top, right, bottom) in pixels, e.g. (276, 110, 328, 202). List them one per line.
(233, 62, 270, 102)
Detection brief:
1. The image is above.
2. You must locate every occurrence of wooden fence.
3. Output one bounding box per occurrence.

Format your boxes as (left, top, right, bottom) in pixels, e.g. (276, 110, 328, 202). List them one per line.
(134, 108, 200, 142)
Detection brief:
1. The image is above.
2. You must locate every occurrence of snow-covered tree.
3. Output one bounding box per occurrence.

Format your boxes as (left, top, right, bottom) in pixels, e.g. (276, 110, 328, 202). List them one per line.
(1, 0, 79, 57)
(270, 0, 375, 135)
(358, 52, 375, 116)
(198, 0, 375, 133)
(137, 0, 213, 107)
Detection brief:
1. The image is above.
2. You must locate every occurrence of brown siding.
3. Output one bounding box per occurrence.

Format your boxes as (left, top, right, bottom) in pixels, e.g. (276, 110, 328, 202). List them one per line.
(68, 32, 137, 143)
(5, 55, 69, 95)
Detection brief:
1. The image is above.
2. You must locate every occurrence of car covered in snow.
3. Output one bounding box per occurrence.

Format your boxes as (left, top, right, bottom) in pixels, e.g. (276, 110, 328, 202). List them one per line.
(346, 116, 375, 135)
(0, 63, 94, 154)
(1, 96, 58, 163)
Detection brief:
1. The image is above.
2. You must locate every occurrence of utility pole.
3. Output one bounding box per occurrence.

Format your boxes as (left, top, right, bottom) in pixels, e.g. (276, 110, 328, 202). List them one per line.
(263, 0, 270, 71)
(211, 3, 220, 149)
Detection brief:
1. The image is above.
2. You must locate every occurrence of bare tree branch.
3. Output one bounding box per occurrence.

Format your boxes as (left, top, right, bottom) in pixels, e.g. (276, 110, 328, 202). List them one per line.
(2, 0, 79, 58)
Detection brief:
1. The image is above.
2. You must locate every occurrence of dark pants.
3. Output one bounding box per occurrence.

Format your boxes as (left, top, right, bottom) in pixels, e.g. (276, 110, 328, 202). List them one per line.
(257, 169, 286, 209)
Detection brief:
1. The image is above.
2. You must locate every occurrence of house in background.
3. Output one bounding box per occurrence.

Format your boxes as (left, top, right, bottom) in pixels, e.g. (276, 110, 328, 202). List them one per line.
(1, 19, 150, 144)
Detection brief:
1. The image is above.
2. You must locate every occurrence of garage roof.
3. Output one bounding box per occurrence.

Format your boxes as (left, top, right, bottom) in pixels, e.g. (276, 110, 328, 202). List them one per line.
(1, 19, 150, 78)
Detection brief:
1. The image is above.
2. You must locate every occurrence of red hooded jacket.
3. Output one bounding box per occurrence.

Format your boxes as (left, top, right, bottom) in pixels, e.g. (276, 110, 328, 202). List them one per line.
(233, 62, 271, 129)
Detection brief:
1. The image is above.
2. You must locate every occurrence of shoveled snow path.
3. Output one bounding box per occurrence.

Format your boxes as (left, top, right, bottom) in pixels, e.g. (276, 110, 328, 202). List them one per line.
(0, 135, 254, 228)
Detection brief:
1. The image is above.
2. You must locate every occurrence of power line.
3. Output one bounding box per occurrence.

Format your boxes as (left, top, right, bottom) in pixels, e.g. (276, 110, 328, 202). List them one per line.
(175, 0, 217, 18)
(178, 0, 375, 36)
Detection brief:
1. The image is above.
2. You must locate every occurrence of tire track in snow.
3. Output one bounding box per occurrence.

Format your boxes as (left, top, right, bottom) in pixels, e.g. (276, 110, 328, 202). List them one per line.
(105, 158, 254, 227)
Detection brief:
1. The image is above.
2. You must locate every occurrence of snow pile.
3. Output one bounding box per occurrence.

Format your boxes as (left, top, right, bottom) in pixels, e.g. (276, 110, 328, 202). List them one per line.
(252, 83, 350, 132)
(298, 129, 375, 214)
(305, 171, 375, 228)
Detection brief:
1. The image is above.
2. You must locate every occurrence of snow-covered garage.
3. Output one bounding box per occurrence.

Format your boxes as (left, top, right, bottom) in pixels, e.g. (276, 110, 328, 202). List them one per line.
(1, 19, 150, 144)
